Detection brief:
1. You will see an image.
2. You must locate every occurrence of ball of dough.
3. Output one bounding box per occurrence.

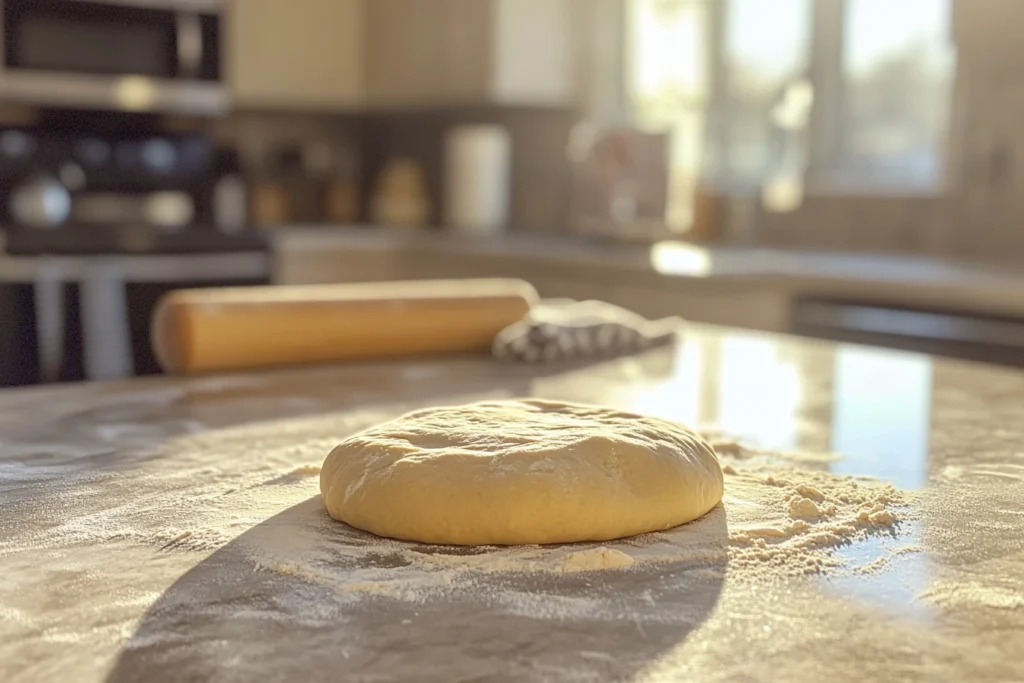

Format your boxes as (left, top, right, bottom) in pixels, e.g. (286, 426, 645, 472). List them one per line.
(320, 399, 724, 545)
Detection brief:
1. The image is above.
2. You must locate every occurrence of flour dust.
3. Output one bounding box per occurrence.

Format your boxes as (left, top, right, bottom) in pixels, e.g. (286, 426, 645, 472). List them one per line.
(1, 410, 917, 616)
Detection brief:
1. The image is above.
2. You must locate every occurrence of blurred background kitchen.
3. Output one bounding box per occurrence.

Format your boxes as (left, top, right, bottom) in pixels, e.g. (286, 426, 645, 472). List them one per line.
(2, 0, 1021, 387)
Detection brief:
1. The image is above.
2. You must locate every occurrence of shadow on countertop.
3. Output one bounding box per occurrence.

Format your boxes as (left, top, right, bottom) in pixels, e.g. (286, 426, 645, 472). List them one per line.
(104, 495, 728, 683)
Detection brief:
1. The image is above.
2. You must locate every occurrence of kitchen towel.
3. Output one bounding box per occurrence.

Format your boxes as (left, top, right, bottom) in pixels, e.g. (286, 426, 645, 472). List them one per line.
(492, 299, 681, 364)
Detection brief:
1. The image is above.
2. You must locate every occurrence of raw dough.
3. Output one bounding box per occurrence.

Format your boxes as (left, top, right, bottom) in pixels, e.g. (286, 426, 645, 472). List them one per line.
(319, 399, 724, 545)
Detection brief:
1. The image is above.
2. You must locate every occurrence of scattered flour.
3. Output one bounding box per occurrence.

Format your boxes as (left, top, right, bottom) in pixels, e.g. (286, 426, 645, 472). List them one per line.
(1, 411, 915, 613)
(556, 547, 635, 572)
(236, 456, 912, 596)
(853, 544, 925, 575)
(288, 464, 322, 476)
(703, 433, 842, 467)
(919, 580, 1024, 611)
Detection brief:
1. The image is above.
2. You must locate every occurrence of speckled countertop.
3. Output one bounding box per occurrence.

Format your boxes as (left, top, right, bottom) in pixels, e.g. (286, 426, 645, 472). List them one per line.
(2, 325, 1023, 682)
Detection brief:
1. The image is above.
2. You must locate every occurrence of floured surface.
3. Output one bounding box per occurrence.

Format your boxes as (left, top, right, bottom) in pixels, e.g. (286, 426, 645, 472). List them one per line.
(2, 341, 1024, 683)
(0, 409, 972, 683)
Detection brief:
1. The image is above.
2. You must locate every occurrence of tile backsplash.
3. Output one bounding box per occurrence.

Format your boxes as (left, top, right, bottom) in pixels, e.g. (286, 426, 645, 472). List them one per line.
(185, 105, 577, 234)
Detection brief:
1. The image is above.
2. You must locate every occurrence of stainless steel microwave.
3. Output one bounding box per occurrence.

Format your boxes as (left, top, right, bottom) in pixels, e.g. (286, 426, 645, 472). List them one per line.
(0, 0, 227, 115)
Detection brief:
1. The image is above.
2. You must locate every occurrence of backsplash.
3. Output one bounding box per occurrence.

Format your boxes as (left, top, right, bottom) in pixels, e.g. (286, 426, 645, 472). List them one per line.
(172, 105, 576, 233)
(359, 106, 576, 233)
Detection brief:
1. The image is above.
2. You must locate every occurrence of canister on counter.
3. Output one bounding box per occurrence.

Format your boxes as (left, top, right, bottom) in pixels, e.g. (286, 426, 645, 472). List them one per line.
(370, 158, 430, 228)
(443, 124, 511, 236)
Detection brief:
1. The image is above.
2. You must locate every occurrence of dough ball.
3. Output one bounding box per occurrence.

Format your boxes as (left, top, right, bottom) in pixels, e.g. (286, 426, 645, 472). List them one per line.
(320, 399, 724, 545)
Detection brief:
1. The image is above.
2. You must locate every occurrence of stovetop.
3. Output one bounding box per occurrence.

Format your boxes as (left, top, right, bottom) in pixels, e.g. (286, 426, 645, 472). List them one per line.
(2, 223, 269, 255)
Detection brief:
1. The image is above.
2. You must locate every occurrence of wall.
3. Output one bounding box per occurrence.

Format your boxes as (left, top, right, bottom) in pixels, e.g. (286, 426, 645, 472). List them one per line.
(748, 195, 952, 256)
(940, 0, 1024, 262)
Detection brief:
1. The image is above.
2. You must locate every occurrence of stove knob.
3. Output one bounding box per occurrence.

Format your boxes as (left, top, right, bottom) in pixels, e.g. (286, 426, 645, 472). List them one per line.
(76, 138, 110, 167)
(9, 176, 71, 228)
(142, 138, 177, 174)
(0, 130, 35, 159)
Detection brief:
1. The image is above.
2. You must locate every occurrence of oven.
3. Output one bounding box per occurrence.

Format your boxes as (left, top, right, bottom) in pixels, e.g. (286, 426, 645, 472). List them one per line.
(0, 253, 271, 387)
(0, 0, 226, 114)
(0, 109, 270, 387)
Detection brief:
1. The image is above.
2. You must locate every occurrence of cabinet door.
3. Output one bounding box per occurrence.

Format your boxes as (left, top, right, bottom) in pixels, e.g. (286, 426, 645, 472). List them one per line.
(491, 0, 575, 105)
(365, 0, 576, 107)
(365, 0, 449, 106)
(228, 0, 364, 109)
(439, 0, 493, 101)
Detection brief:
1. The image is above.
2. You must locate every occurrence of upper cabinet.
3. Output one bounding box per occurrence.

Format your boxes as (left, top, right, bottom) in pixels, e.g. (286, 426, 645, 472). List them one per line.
(226, 0, 579, 111)
(227, 0, 365, 110)
(365, 0, 579, 108)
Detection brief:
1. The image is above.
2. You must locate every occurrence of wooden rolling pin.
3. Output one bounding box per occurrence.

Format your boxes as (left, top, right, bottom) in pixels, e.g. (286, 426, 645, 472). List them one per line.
(151, 279, 538, 375)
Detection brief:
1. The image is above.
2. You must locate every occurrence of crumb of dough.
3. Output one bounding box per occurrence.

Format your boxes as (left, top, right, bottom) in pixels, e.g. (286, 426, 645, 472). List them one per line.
(795, 484, 825, 501)
(559, 547, 635, 572)
(858, 505, 896, 525)
(788, 495, 837, 520)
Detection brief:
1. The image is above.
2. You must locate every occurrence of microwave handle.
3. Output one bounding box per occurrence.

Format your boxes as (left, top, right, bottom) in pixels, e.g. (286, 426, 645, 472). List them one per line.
(177, 13, 204, 78)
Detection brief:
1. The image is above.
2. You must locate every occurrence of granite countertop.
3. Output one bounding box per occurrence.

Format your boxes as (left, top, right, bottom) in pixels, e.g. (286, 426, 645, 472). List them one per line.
(0, 251, 271, 284)
(1, 324, 1023, 682)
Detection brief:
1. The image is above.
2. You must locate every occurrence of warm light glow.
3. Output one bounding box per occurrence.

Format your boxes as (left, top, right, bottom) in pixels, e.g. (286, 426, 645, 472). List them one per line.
(627, 0, 706, 233)
(115, 77, 157, 111)
(629, 0, 704, 101)
(625, 341, 704, 425)
(727, 0, 810, 91)
(716, 337, 802, 450)
(761, 176, 804, 213)
(844, 0, 951, 77)
(830, 346, 932, 489)
(650, 241, 712, 276)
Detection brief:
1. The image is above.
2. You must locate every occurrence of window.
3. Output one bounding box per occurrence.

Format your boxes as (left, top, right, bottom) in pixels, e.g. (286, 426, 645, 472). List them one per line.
(626, 0, 956, 222)
(627, 0, 707, 229)
(722, 0, 811, 183)
(838, 0, 954, 188)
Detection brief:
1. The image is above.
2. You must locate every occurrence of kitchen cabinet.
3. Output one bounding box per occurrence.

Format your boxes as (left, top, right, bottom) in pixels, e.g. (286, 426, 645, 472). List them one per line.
(227, 0, 364, 110)
(365, 0, 577, 107)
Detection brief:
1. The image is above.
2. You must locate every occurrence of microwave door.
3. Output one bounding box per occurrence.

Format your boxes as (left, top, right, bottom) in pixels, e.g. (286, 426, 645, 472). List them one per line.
(0, 0, 227, 115)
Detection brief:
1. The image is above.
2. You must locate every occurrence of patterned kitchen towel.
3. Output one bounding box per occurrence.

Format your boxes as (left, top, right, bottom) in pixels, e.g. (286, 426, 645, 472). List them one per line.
(492, 299, 682, 363)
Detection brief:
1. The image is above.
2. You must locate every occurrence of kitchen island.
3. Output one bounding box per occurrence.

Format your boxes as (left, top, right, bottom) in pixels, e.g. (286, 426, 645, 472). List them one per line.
(2, 324, 1023, 682)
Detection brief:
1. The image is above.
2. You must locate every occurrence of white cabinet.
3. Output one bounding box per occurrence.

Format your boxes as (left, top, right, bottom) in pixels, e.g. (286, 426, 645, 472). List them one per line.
(490, 0, 576, 106)
(228, 0, 364, 110)
(365, 0, 577, 107)
(227, 0, 578, 110)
